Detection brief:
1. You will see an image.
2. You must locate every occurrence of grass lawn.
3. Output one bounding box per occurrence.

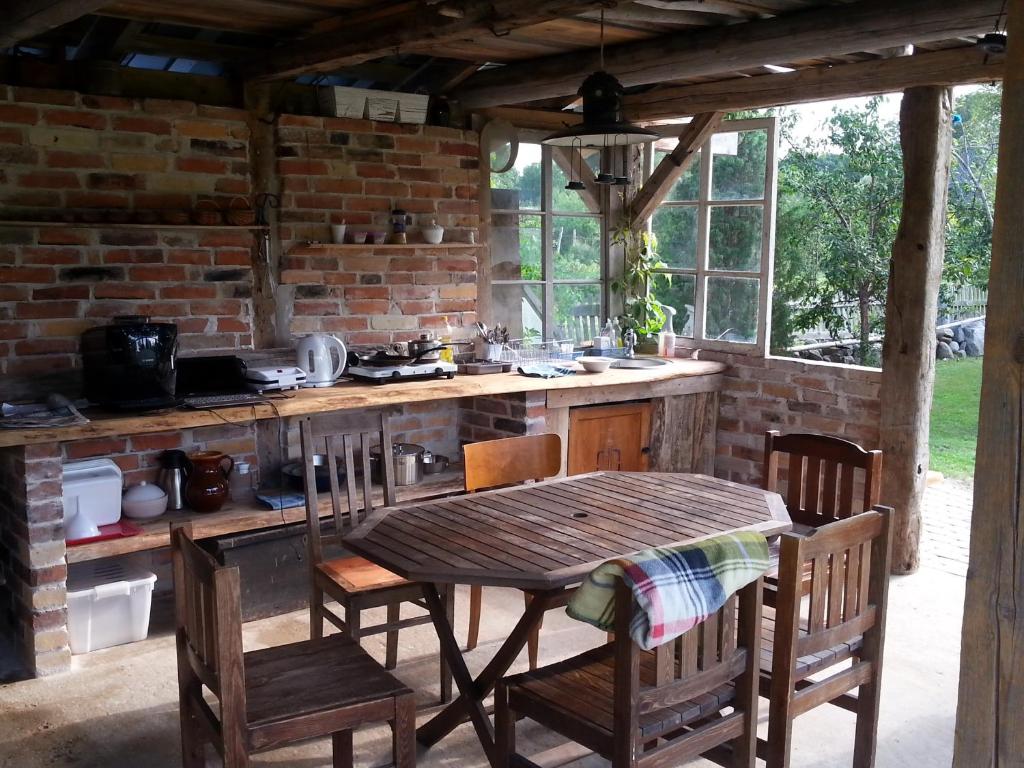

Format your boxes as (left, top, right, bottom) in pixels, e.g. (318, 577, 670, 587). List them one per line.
(930, 358, 983, 478)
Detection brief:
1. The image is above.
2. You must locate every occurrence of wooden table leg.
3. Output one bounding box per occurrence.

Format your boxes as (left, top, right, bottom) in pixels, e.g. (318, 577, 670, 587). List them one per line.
(418, 584, 562, 766)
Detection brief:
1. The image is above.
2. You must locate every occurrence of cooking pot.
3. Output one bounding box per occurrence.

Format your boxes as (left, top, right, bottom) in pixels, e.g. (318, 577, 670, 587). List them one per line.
(281, 455, 346, 493)
(408, 334, 441, 363)
(369, 443, 425, 486)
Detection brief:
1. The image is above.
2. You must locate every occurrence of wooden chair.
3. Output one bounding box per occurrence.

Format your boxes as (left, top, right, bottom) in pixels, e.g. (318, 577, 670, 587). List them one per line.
(759, 507, 894, 768)
(463, 433, 562, 669)
(171, 523, 416, 768)
(495, 575, 764, 768)
(300, 412, 453, 702)
(763, 430, 883, 530)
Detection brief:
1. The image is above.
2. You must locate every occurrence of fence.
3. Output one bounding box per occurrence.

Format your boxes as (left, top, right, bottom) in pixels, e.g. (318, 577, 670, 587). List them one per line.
(791, 284, 988, 343)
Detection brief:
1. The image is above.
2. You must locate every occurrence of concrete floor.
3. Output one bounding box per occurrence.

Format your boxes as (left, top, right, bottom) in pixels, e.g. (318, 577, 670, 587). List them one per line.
(1, 485, 969, 768)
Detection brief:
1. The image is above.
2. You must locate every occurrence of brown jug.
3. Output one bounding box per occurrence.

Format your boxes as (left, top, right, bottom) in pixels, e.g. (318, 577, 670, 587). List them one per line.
(184, 451, 234, 513)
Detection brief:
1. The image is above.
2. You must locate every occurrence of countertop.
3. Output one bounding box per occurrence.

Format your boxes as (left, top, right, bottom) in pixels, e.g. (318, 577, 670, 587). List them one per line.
(0, 357, 726, 448)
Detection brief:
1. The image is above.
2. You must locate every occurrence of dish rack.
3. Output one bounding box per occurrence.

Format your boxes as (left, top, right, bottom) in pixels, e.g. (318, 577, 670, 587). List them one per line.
(500, 339, 582, 364)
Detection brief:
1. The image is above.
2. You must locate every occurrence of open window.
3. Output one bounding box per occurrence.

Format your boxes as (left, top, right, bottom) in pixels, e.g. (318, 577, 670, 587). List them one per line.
(645, 117, 778, 355)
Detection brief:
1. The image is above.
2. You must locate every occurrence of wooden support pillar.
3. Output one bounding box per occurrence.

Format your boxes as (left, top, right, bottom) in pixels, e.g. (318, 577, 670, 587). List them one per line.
(877, 85, 953, 574)
(954, 0, 1024, 762)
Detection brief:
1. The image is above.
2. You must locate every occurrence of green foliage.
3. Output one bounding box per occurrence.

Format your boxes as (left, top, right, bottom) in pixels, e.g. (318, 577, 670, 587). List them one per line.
(611, 222, 667, 339)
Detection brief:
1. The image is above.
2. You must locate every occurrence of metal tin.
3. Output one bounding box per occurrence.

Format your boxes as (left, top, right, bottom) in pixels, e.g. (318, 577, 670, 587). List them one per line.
(370, 442, 425, 486)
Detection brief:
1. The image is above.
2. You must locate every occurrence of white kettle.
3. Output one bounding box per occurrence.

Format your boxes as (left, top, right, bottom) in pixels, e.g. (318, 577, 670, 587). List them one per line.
(296, 334, 347, 388)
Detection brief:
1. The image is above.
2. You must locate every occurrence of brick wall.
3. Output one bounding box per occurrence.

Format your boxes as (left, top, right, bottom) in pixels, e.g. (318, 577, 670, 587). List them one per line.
(275, 115, 480, 344)
(702, 351, 882, 486)
(0, 86, 255, 378)
(457, 392, 549, 444)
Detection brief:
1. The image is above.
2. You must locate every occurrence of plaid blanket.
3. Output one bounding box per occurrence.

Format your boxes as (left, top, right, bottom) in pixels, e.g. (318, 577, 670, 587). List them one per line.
(566, 531, 770, 650)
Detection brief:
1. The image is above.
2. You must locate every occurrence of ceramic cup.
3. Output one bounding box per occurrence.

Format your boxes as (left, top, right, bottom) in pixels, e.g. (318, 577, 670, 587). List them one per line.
(330, 224, 347, 244)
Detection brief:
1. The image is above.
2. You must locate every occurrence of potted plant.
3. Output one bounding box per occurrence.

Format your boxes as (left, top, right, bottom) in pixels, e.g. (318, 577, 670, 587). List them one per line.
(611, 221, 667, 352)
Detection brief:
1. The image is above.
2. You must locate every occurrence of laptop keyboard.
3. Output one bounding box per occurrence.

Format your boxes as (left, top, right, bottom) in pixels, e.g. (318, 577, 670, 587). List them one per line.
(182, 393, 267, 409)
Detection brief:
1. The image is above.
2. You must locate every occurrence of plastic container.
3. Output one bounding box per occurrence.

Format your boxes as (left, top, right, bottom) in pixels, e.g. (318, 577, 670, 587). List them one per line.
(231, 461, 256, 504)
(64, 459, 123, 540)
(67, 560, 157, 654)
(121, 481, 168, 520)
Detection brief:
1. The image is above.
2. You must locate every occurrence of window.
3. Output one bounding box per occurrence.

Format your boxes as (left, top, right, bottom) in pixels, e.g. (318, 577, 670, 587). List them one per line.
(647, 118, 778, 353)
(490, 142, 604, 340)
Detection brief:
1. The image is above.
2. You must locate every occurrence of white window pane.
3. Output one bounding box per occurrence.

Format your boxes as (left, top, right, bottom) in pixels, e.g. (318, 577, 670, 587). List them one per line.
(554, 284, 602, 342)
(651, 206, 698, 269)
(493, 283, 543, 340)
(552, 147, 602, 213)
(711, 130, 767, 201)
(654, 148, 701, 201)
(552, 215, 601, 280)
(492, 213, 542, 280)
(650, 274, 696, 338)
(706, 277, 759, 343)
(709, 206, 763, 272)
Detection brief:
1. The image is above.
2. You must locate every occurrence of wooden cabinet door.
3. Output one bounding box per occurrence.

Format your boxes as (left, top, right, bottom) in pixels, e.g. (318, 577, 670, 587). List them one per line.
(568, 402, 653, 475)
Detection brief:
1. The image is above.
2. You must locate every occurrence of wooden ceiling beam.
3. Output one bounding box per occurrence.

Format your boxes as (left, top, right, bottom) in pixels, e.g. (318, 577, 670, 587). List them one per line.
(453, 0, 1005, 108)
(244, 0, 617, 83)
(2, 0, 109, 48)
(629, 112, 722, 224)
(474, 106, 582, 131)
(622, 47, 1005, 120)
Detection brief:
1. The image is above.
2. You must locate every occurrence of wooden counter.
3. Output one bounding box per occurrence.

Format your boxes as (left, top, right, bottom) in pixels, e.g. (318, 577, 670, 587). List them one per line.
(0, 358, 725, 447)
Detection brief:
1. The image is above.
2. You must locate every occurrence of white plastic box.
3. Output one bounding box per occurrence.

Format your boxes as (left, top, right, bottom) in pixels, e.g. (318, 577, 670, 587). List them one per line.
(67, 560, 157, 654)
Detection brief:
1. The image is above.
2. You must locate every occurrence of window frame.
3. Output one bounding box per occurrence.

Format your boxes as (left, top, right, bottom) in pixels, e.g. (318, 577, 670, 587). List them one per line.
(488, 136, 607, 340)
(645, 116, 779, 356)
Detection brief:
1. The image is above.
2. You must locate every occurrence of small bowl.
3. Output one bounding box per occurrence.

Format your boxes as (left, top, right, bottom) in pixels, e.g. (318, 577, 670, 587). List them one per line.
(122, 482, 169, 520)
(422, 454, 449, 474)
(350, 231, 368, 244)
(580, 356, 613, 373)
(370, 231, 387, 244)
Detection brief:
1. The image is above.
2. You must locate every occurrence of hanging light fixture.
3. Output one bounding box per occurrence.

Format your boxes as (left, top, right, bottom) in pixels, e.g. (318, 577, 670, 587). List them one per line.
(978, 0, 1008, 53)
(542, 10, 658, 150)
(565, 137, 587, 191)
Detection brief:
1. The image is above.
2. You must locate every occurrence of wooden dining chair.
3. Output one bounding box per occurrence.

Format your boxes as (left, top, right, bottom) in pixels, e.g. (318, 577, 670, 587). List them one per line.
(300, 412, 454, 702)
(763, 430, 883, 530)
(171, 523, 416, 768)
(463, 432, 562, 669)
(495, 575, 764, 768)
(759, 506, 893, 768)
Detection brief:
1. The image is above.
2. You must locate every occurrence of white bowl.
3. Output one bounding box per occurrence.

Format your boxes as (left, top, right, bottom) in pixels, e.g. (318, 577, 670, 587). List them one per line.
(422, 225, 444, 244)
(122, 482, 168, 520)
(580, 356, 613, 373)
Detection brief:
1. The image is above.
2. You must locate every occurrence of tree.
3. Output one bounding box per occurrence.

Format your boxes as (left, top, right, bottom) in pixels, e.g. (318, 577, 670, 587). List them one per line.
(777, 99, 904, 364)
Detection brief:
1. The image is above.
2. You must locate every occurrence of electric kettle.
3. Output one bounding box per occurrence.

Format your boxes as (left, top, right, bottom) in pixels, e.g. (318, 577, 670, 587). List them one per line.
(296, 333, 347, 388)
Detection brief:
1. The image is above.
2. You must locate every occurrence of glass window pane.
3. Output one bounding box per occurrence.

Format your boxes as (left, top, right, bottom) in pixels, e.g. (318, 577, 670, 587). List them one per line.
(493, 283, 543, 340)
(654, 147, 700, 201)
(552, 215, 601, 280)
(492, 213, 542, 280)
(705, 277, 760, 344)
(711, 130, 767, 201)
(490, 142, 541, 210)
(650, 274, 696, 338)
(552, 147, 601, 213)
(554, 284, 602, 342)
(651, 206, 698, 269)
(708, 206, 763, 272)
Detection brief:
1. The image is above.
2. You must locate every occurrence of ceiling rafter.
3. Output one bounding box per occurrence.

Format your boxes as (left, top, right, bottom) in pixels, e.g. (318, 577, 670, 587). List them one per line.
(2, 0, 109, 48)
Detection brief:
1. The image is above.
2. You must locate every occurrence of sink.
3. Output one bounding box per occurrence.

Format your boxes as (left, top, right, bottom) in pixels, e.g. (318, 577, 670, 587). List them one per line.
(611, 357, 669, 369)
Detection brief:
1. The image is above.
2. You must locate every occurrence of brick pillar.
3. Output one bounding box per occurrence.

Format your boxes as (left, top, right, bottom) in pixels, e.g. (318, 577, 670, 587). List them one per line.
(0, 443, 70, 676)
(457, 392, 549, 445)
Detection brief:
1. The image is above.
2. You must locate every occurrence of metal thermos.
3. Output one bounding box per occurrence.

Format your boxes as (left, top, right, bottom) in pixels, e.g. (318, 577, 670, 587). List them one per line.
(157, 449, 190, 511)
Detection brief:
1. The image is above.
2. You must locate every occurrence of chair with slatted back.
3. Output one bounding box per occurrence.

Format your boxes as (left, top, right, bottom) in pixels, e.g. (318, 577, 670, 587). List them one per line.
(495, 575, 763, 768)
(171, 523, 417, 768)
(300, 412, 453, 702)
(462, 433, 562, 669)
(759, 506, 893, 768)
(763, 431, 883, 531)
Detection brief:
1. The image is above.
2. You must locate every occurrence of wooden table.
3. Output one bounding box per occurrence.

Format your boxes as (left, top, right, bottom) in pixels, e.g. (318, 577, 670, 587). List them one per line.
(344, 471, 790, 767)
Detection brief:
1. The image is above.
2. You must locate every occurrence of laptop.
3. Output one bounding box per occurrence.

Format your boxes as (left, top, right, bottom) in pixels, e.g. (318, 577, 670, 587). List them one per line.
(176, 356, 268, 409)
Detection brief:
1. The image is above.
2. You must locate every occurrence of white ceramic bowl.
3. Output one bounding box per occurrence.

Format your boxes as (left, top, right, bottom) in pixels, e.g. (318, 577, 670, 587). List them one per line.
(422, 225, 444, 244)
(122, 482, 169, 520)
(580, 356, 613, 373)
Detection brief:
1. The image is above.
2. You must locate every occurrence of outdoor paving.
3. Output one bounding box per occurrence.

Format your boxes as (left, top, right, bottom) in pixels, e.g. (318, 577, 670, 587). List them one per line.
(0, 482, 971, 768)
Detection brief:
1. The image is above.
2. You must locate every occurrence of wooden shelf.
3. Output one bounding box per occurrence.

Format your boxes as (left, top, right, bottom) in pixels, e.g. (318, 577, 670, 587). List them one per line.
(0, 221, 268, 231)
(66, 466, 466, 564)
(302, 242, 480, 250)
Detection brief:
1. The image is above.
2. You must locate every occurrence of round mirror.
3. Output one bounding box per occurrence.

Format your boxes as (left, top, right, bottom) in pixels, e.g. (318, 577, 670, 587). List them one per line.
(481, 120, 519, 174)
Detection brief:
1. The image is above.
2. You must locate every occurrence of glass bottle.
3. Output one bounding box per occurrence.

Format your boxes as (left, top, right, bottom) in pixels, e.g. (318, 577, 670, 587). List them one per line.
(230, 461, 256, 505)
(611, 317, 622, 348)
(440, 316, 454, 363)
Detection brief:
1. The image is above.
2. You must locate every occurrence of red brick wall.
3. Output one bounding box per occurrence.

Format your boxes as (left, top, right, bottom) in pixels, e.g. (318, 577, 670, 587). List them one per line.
(701, 351, 882, 486)
(0, 86, 255, 377)
(275, 115, 480, 344)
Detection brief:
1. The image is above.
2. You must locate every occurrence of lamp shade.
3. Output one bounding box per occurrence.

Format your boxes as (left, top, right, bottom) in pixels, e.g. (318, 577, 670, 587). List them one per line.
(542, 70, 658, 147)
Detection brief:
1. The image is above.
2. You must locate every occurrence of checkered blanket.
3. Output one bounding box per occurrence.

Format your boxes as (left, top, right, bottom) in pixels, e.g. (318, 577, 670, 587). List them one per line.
(566, 531, 770, 650)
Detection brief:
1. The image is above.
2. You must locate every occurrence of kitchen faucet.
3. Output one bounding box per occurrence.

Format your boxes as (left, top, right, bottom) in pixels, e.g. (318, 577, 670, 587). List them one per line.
(623, 328, 636, 359)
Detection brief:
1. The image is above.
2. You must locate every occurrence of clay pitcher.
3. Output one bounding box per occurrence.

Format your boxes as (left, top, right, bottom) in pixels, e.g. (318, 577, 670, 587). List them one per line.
(184, 451, 234, 513)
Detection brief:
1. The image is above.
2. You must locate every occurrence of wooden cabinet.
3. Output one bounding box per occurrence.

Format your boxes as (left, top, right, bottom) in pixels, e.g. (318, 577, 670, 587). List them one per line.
(567, 402, 653, 475)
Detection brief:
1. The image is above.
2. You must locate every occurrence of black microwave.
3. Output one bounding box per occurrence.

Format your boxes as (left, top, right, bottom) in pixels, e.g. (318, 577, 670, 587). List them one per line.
(80, 317, 178, 411)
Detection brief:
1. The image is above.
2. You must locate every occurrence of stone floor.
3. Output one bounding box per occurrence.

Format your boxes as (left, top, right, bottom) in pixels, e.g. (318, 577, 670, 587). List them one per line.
(0, 483, 971, 768)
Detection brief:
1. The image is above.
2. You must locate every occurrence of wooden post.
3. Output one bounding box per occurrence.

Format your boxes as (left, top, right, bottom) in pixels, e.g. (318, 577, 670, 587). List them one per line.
(954, 0, 1024, 762)
(877, 85, 953, 574)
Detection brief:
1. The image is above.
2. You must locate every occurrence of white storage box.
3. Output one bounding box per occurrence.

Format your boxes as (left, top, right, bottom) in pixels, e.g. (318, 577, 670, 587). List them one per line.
(67, 560, 157, 654)
(63, 458, 122, 527)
